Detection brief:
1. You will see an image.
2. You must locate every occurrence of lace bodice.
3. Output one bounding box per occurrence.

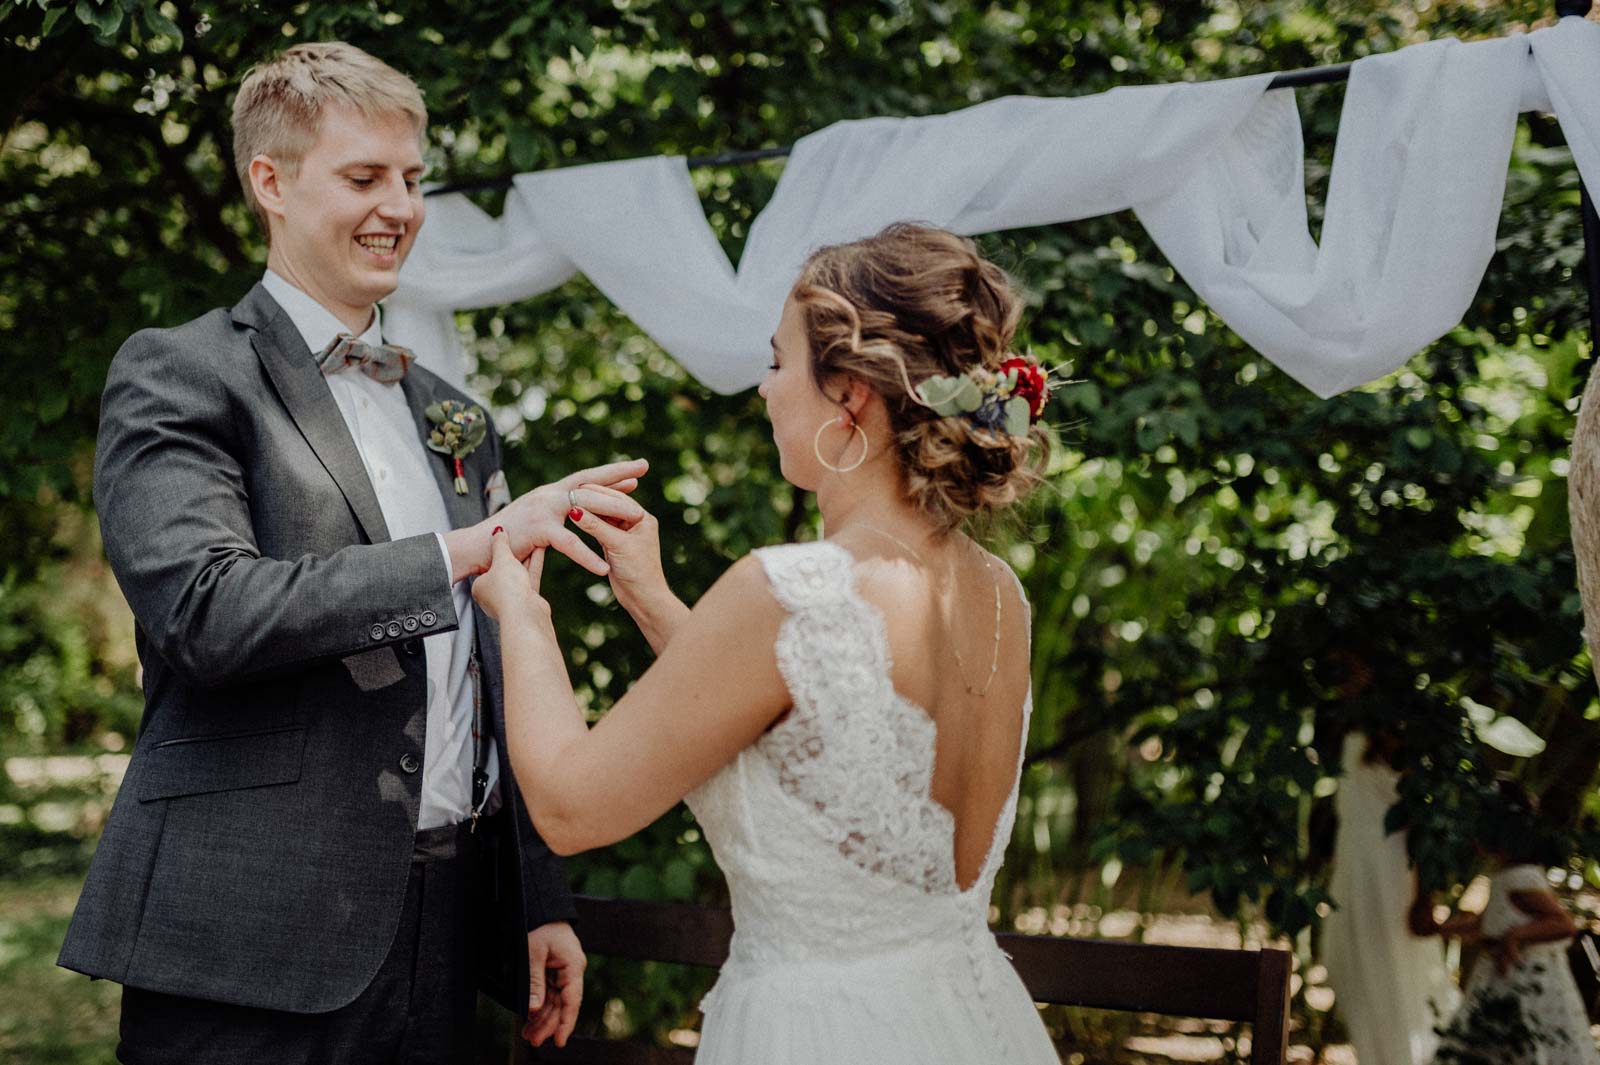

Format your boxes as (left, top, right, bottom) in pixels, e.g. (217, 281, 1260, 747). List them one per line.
(685, 540, 1033, 967)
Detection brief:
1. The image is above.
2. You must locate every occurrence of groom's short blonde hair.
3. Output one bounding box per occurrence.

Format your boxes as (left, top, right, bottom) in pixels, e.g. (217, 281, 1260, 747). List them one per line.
(232, 42, 427, 231)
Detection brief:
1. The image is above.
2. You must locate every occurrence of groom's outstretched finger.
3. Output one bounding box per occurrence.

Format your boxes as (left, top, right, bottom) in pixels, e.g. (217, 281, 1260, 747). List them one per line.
(524, 545, 546, 590)
(561, 458, 648, 492)
(548, 527, 610, 576)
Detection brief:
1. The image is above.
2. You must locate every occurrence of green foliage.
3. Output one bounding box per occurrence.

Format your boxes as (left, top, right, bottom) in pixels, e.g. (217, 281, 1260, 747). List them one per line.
(5, 0, 1600, 1051)
(0, 574, 140, 757)
(0, 878, 120, 1065)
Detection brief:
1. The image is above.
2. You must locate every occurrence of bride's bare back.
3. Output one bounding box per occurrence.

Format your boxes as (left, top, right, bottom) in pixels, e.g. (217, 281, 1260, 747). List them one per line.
(840, 535, 1032, 891)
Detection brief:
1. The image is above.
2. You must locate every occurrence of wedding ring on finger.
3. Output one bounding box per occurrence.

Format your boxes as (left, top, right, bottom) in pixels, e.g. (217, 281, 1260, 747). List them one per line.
(568, 489, 578, 510)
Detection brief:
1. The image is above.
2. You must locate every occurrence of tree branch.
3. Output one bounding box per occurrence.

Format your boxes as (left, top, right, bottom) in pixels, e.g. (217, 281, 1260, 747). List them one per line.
(1024, 716, 1115, 767)
(34, 86, 250, 270)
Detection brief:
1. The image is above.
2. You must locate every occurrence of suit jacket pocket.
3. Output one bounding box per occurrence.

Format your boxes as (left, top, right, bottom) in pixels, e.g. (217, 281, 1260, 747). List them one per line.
(136, 725, 308, 802)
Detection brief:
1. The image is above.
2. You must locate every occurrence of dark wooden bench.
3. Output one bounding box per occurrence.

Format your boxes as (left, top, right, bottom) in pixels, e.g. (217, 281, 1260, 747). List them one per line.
(522, 895, 1292, 1064)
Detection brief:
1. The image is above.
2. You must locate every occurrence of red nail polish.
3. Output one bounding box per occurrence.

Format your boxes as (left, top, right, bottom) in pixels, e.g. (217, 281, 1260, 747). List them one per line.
(492, 525, 504, 536)
(567, 508, 583, 521)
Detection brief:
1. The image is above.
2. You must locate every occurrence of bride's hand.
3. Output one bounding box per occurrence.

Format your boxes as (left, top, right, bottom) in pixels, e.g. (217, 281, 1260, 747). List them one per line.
(566, 484, 669, 614)
(471, 527, 550, 625)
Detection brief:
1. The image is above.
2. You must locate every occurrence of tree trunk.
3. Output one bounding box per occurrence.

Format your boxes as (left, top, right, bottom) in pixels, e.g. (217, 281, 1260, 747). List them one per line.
(1558, 363, 1600, 824)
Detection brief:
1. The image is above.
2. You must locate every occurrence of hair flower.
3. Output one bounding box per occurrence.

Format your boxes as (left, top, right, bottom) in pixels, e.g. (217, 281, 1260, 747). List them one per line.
(915, 353, 1054, 437)
(1000, 356, 1050, 418)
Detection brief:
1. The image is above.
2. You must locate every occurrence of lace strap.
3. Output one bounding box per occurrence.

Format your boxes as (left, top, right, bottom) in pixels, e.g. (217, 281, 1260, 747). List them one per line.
(752, 540, 857, 614)
(752, 540, 957, 895)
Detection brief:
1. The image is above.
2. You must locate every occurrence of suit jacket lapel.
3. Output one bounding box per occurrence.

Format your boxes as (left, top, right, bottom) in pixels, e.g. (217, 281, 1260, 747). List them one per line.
(399, 372, 486, 532)
(237, 284, 393, 545)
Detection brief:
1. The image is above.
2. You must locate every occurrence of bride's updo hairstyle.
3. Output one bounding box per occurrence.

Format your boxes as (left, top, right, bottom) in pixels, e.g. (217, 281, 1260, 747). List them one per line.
(792, 223, 1050, 533)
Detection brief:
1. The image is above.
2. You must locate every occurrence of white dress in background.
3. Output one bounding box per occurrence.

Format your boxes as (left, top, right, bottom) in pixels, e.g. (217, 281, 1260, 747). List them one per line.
(1323, 733, 1458, 1065)
(685, 541, 1059, 1064)
(1430, 864, 1600, 1065)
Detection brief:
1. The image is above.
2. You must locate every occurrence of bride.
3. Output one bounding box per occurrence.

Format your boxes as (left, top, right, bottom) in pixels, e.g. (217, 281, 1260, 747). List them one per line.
(472, 222, 1061, 1063)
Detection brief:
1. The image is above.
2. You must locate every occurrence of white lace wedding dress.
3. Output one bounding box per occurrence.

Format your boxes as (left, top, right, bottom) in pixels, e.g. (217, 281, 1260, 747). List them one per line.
(684, 540, 1060, 1064)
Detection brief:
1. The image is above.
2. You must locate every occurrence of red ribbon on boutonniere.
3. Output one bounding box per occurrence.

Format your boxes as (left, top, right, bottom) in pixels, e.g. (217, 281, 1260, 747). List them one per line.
(424, 400, 488, 495)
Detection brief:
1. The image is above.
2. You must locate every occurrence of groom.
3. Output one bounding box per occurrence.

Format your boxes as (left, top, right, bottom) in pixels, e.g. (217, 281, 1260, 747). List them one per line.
(57, 41, 644, 1062)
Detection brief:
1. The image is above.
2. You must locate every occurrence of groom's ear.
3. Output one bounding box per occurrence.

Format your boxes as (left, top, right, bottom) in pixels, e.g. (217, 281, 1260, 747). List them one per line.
(248, 155, 289, 230)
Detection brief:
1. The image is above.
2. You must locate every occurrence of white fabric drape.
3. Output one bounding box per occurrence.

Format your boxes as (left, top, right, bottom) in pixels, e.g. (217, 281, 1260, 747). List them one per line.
(387, 16, 1600, 398)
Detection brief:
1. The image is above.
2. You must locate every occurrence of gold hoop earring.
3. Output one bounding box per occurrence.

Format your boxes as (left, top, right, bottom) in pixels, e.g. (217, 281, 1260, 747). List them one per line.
(813, 415, 868, 474)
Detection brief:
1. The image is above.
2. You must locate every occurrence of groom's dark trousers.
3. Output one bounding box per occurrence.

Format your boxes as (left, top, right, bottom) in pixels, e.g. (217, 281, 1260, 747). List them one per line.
(118, 824, 479, 1065)
(57, 284, 573, 1062)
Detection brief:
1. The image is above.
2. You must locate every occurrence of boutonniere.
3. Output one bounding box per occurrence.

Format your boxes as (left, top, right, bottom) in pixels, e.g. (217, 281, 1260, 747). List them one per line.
(425, 400, 488, 495)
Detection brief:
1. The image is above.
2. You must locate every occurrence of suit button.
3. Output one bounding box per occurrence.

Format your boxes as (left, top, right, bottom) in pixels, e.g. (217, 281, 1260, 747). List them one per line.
(399, 753, 420, 774)
(420, 610, 438, 627)
(385, 621, 402, 638)
(402, 639, 421, 656)
(369, 624, 385, 641)
(403, 615, 419, 633)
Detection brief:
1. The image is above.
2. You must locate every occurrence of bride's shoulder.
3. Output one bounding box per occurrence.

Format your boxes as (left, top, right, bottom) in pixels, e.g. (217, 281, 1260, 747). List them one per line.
(751, 539, 851, 568)
(688, 553, 788, 633)
(746, 540, 856, 607)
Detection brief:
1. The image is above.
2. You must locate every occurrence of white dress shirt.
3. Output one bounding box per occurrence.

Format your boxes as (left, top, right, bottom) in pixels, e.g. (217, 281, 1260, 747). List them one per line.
(262, 270, 498, 830)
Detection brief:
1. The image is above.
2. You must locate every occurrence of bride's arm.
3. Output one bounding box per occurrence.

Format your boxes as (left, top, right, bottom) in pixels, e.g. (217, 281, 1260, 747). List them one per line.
(474, 531, 789, 855)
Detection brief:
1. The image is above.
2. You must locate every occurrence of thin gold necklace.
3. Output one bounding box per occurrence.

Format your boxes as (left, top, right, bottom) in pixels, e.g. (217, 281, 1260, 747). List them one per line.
(847, 525, 1003, 697)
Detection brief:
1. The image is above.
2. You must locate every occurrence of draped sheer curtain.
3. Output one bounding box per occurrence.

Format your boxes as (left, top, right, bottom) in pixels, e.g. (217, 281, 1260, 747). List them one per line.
(386, 16, 1600, 400)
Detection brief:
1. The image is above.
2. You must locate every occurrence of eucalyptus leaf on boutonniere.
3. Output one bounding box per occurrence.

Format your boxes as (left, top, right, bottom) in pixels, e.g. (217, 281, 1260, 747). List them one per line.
(425, 400, 488, 495)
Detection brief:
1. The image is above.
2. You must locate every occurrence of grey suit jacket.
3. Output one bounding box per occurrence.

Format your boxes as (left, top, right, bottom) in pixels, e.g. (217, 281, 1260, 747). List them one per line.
(57, 283, 574, 1014)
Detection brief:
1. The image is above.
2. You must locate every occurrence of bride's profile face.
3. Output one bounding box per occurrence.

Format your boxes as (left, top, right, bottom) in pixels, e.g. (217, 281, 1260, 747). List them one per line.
(759, 294, 837, 490)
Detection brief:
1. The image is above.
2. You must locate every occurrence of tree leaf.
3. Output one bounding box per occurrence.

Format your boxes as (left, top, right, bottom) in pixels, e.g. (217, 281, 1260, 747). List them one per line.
(75, 0, 123, 38)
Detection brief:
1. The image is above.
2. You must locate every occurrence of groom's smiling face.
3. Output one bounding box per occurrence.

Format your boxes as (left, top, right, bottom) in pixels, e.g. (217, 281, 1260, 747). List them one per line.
(254, 102, 426, 327)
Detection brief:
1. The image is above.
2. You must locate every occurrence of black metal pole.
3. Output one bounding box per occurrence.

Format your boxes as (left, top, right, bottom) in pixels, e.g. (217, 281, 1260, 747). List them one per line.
(1554, 0, 1600, 357)
(423, 59, 1361, 198)
(1583, 183, 1600, 350)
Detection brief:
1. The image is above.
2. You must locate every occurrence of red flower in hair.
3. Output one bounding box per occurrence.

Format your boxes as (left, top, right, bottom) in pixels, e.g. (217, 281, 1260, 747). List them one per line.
(1000, 356, 1050, 419)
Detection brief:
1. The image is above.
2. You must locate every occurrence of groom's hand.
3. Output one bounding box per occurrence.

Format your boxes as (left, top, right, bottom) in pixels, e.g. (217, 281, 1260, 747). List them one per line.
(445, 458, 648, 582)
(523, 921, 585, 1048)
(504, 460, 648, 574)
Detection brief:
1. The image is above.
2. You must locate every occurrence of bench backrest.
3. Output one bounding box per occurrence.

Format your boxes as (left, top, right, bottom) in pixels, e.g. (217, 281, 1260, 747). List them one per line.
(524, 895, 1291, 1064)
